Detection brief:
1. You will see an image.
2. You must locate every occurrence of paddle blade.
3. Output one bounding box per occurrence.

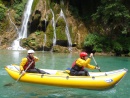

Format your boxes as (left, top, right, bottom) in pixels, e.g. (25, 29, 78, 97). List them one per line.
(4, 83, 14, 86)
(99, 69, 101, 72)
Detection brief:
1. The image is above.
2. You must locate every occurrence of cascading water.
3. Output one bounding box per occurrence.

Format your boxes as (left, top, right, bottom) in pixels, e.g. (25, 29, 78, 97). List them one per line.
(50, 9, 56, 48)
(11, 0, 34, 50)
(43, 18, 47, 51)
(57, 9, 72, 51)
(43, 33, 46, 51)
(9, 1, 72, 51)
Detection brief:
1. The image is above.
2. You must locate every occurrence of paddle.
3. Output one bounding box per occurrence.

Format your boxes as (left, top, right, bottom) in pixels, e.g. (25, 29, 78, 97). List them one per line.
(92, 56, 101, 72)
(4, 61, 33, 86)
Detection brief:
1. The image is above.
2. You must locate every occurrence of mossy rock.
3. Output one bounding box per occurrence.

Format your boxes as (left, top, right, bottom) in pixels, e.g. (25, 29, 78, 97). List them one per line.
(52, 45, 70, 53)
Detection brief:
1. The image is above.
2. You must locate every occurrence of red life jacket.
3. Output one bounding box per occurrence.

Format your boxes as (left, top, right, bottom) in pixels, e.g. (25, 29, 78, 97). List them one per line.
(23, 57, 35, 70)
(72, 60, 84, 70)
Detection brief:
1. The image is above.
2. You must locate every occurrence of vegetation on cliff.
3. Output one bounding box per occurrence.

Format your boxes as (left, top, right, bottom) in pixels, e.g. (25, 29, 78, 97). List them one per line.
(0, 0, 130, 56)
(84, 0, 130, 56)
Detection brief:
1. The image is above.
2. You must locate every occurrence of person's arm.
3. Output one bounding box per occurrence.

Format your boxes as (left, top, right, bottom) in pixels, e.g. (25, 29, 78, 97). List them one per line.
(20, 58, 27, 71)
(76, 53, 99, 70)
(85, 54, 100, 70)
(76, 58, 93, 68)
(88, 53, 100, 70)
(84, 58, 96, 69)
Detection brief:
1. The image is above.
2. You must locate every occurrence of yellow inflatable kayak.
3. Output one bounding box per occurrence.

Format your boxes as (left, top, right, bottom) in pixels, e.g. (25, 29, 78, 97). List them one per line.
(5, 64, 127, 90)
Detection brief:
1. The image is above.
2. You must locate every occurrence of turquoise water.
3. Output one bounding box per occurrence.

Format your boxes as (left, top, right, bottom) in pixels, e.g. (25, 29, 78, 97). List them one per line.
(0, 50, 130, 98)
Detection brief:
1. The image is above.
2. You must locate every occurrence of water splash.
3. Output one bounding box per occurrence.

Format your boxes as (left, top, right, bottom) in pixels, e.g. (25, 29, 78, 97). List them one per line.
(43, 33, 47, 51)
(11, 39, 25, 50)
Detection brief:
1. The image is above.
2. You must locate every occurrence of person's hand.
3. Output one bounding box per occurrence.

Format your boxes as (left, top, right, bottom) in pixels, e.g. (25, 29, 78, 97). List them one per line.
(34, 56, 39, 61)
(89, 53, 93, 58)
(95, 66, 100, 70)
(21, 71, 25, 75)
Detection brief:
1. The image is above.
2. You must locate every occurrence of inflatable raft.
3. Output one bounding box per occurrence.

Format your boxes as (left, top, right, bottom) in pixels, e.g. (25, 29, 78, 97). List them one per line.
(5, 64, 128, 90)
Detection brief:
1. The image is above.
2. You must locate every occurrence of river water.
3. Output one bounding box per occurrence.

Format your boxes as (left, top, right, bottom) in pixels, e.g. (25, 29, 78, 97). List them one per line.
(0, 50, 129, 98)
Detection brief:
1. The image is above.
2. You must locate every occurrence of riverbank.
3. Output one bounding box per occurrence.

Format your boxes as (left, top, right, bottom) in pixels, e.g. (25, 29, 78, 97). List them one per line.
(71, 49, 130, 57)
(0, 47, 129, 57)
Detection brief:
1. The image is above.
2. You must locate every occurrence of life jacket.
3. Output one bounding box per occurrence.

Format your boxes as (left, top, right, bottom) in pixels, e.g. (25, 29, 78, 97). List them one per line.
(23, 56, 35, 70)
(71, 60, 84, 71)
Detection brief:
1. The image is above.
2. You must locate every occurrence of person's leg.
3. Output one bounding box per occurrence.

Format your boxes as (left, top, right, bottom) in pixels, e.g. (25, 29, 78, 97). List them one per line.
(27, 68, 49, 74)
(78, 71, 86, 76)
(26, 69, 38, 73)
(70, 69, 78, 76)
(36, 68, 50, 74)
(84, 69, 90, 76)
(70, 69, 87, 76)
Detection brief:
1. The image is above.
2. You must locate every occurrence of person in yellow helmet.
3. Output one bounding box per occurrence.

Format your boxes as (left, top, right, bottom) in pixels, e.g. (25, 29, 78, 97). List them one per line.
(20, 50, 49, 74)
(70, 52, 100, 76)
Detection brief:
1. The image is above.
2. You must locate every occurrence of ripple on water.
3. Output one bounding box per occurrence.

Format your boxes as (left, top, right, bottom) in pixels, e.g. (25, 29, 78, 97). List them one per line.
(0, 69, 7, 76)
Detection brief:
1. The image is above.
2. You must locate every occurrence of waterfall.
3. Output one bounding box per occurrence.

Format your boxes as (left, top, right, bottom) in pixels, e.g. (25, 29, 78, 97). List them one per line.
(50, 9, 56, 47)
(11, 0, 34, 50)
(57, 9, 72, 51)
(43, 18, 47, 51)
(43, 33, 46, 51)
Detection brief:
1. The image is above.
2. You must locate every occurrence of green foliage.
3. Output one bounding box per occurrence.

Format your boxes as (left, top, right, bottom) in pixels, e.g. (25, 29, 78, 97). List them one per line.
(13, 0, 22, 4)
(35, 31, 41, 35)
(13, 0, 27, 22)
(31, 0, 38, 11)
(69, 5, 79, 18)
(46, 24, 54, 41)
(87, 0, 130, 55)
(92, 0, 130, 36)
(50, 2, 55, 9)
(0, 4, 6, 21)
(84, 33, 130, 54)
(14, 4, 24, 17)
(84, 33, 104, 52)
(56, 26, 66, 40)
(84, 33, 97, 46)
(56, 18, 66, 27)
(0, 3, 7, 33)
(113, 41, 123, 52)
(56, 18, 67, 40)
(116, 36, 130, 53)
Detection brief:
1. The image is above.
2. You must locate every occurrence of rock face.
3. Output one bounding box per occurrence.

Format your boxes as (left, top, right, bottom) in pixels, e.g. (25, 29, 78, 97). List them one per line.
(29, 0, 47, 33)
(0, 0, 88, 52)
(27, 0, 88, 52)
(0, 9, 18, 49)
